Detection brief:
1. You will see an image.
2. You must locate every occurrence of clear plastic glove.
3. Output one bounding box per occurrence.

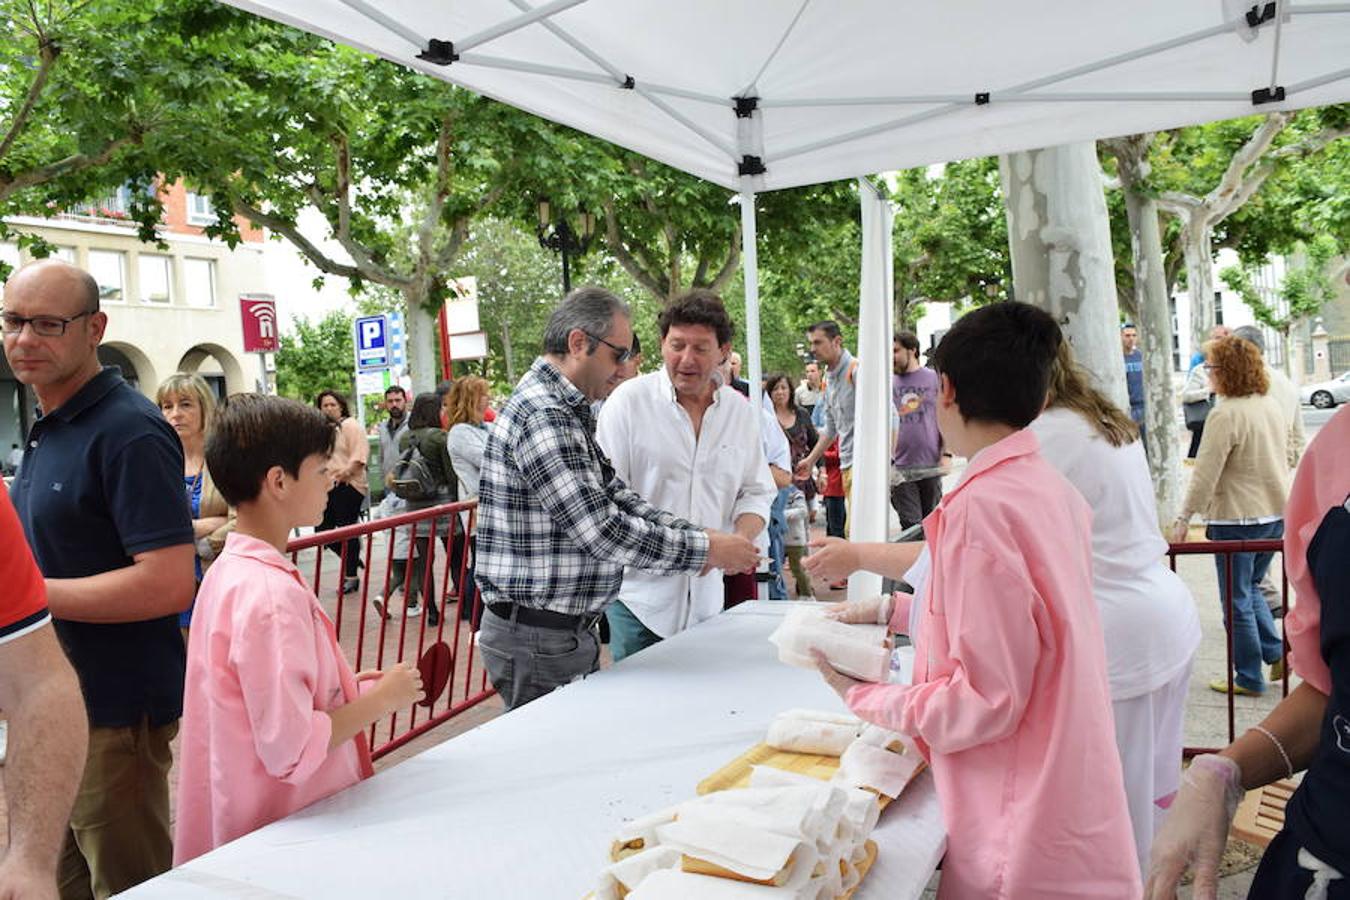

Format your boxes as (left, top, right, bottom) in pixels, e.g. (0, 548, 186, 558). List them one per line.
(1144, 754, 1243, 900)
(822, 594, 893, 627)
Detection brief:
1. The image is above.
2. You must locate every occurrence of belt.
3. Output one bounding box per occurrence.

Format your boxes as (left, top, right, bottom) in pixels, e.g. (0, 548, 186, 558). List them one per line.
(486, 602, 603, 632)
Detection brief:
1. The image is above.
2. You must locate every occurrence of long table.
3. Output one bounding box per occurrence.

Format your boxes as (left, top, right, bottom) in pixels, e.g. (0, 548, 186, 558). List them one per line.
(122, 602, 946, 898)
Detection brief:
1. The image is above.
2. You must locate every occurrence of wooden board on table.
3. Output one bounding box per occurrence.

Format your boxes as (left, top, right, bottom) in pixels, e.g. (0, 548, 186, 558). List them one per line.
(1231, 777, 1299, 848)
(698, 741, 930, 810)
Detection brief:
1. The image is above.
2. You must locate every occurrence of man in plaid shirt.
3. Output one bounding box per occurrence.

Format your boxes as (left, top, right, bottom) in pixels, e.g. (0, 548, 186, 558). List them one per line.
(476, 287, 760, 708)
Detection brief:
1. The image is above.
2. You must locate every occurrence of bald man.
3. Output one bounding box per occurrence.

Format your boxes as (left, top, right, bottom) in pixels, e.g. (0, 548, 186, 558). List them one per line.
(3, 260, 195, 898)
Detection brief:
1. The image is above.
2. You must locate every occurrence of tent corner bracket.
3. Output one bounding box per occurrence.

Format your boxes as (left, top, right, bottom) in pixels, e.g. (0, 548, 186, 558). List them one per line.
(418, 39, 459, 66)
(734, 96, 760, 118)
(1251, 85, 1286, 104)
(974, 92, 990, 105)
(1245, 2, 1278, 28)
(738, 155, 766, 176)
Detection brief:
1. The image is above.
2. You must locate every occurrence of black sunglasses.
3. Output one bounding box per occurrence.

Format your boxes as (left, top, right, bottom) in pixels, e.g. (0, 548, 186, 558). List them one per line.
(583, 330, 633, 364)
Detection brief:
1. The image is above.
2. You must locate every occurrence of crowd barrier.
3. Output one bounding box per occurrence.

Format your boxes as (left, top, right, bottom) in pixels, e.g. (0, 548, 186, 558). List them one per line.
(286, 499, 495, 760)
(1167, 537, 1289, 756)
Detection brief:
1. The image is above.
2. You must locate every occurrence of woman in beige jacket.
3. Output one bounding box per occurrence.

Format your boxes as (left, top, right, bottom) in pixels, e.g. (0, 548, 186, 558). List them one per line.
(1170, 337, 1291, 696)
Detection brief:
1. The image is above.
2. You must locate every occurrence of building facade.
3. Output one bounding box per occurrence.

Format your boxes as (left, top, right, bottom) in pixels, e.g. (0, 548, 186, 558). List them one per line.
(1, 182, 270, 453)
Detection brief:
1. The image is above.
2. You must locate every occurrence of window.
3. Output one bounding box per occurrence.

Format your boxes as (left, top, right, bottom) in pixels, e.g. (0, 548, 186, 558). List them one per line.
(186, 192, 215, 227)
(138, 254, 172, 304)
(88, 250, 126, 302)
(183, 257, 216, 308)
(53, 246, 77, 263)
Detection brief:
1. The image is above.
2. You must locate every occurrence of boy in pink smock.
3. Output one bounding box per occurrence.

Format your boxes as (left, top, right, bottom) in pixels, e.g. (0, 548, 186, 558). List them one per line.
(813, 303, 1140, 898)
(174, 395, 424, 865)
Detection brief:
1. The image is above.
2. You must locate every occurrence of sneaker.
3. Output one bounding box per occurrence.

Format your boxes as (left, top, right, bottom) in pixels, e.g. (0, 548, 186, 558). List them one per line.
(371, 595, 391, 621)
(1269, 659, 1285, 682)
(405, 601, 422, 619)
(1209, 678, 1263, 696)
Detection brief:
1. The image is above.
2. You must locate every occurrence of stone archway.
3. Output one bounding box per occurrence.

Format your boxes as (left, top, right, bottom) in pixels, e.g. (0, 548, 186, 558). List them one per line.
(177, 343, 248, 398)
(99, 341, 158, 396)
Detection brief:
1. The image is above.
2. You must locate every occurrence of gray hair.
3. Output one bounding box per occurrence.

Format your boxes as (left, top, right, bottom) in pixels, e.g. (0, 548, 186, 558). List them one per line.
(542, 286, 630, 355)
(1232, 325, 1266, 354)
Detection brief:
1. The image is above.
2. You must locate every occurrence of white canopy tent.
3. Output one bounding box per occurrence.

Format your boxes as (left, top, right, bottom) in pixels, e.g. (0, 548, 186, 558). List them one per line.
(225, 0, 1349, 569)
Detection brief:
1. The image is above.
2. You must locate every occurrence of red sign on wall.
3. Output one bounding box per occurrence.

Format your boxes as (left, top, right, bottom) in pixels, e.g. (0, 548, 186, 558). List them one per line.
(239, 294, 279, 353)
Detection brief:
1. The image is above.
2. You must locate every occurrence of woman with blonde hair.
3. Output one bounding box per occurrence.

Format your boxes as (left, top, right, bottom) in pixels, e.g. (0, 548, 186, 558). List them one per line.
(445, 376, 491, 625)
(156, 373, 233, 630)
(1171, 335, 1291, 697)
(1028, 339, 1202, 876)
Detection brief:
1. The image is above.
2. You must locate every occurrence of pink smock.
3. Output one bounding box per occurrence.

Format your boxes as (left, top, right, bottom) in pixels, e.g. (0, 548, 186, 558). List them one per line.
(1284, 405, 1350, 696)
(174, 532, 374, 865)
(846, 429, 1140, 898)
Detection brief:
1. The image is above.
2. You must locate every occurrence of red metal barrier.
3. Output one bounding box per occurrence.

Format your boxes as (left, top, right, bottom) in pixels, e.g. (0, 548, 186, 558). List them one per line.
(1167, 537, 1288, 756)
(286, 499, 495, 760)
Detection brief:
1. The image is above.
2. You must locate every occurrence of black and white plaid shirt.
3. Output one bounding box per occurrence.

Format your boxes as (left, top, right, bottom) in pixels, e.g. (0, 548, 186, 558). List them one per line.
(476, 358, 710, 616)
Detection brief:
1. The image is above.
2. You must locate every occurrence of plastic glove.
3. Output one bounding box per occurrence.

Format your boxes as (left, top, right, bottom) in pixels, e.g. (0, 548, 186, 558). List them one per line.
(822, 594, 894, 627)
(195, 537, 217, 563)
(1144, 754, 1243, 900)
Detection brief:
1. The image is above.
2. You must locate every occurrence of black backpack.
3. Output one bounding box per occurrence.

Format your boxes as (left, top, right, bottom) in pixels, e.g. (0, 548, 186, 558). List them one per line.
(389, 443, 439, 501)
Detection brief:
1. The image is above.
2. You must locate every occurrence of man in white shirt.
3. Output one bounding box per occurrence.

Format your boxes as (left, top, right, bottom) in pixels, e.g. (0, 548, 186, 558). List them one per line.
(597, 291, 775, 661)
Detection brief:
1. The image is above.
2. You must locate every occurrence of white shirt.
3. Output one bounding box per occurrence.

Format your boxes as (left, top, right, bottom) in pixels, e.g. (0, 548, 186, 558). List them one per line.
(1030, 408, 1201, 698)
(597, 368, 776, 638)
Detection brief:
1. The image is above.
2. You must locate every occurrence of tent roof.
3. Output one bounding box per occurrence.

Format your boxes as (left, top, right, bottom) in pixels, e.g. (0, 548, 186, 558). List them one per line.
(226, 0, 1349, 190)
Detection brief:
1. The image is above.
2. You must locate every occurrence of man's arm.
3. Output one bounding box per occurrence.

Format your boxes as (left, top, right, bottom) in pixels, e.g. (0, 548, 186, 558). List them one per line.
(45, 544, 196, 622)
(0, 624, 88, 900)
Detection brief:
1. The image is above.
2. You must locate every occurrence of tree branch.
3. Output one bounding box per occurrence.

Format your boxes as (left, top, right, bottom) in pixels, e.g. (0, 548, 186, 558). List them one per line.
(602, 200, 667, 300)
(0, 135, 139, 203)
(231, 196, 410, 289)
(1155, 191, 1200, 219)
(0, 36, 59, 163)
(1204, 112, 1291, 223)
(705, 223, 742, 293)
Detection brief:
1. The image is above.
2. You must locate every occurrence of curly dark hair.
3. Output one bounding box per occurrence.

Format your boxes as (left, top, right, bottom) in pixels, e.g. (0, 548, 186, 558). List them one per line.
(313, 389, 350, 418)
(1206, 336, 1269, 398)
(658, 289, 734, 346)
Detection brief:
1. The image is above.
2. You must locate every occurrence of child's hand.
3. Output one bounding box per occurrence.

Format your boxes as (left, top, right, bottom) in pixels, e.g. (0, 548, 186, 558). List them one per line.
(803, 537, 858, 580)
(811, 649, 863, 702)
(371, 662, 425, 710)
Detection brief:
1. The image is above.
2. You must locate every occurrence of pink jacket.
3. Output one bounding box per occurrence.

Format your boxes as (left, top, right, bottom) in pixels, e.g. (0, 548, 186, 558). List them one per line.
(846, 429, 1139, 898)
(1285, 406, 1350, 695)
(174, 533, 374, 865)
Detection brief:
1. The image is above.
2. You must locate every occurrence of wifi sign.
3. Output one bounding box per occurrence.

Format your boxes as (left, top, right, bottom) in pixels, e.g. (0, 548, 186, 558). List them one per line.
(239, 295, 280, 353)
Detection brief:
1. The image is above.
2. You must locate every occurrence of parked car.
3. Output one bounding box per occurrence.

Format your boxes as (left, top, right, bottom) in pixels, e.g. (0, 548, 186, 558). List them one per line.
(1300, 371, 1350, 409)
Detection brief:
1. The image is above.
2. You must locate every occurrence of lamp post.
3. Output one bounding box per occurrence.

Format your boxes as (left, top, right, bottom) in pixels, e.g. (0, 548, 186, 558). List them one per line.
(536, 199, 595, 294)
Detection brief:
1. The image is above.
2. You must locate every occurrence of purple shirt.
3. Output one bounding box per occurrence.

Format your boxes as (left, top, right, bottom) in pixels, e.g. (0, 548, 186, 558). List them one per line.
(891, 367, 941, 468)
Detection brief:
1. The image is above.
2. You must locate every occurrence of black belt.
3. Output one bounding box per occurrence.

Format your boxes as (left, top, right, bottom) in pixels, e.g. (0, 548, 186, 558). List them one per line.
(487, 602, 603, 632)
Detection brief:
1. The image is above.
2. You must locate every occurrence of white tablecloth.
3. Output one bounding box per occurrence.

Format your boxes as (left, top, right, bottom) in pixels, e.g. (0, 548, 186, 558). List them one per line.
(122, 602, 946, 899)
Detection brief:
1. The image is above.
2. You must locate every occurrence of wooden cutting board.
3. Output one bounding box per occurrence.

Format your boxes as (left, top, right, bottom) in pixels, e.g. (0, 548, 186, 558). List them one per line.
(697, 741, 929, 810)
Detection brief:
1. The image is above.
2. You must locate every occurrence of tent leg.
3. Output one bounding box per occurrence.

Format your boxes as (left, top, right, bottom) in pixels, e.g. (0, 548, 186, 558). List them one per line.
(739, 185, 762, 411)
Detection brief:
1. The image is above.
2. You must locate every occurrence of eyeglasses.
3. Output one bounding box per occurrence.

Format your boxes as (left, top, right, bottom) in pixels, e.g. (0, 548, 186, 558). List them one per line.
(583, 330, 633, 364)
(1, 311, 92, 337)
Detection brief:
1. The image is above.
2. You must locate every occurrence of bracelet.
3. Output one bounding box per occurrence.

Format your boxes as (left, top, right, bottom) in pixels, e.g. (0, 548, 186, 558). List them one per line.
(1250, 725, 1296, 779)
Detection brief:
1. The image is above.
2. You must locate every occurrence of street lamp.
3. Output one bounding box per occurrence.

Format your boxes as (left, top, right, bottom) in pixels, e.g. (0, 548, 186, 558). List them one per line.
(536, 199, 596, 294)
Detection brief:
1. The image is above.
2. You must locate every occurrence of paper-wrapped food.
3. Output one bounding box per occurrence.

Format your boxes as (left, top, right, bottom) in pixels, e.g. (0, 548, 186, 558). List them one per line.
(831, 730, 923, 799)
(656, 804, 819, 888)
(768, 606, 890, 683)
(595, 846, 682, 900)
(764, 708, 863, 756)
(610, 806, 682, 861)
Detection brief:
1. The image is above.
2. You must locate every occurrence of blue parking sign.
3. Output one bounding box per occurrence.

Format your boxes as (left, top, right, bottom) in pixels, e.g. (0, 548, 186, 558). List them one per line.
(354, 315, 390, 371)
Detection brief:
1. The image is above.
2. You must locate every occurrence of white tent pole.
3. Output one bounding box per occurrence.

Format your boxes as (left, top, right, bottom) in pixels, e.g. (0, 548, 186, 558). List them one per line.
(775, 104, 960, 164)
(1288, 2, 1350, 12)
(764, 91, 1254, 107)
(1268, 0, 1287, 92)
(456, 0, 590, 53)
(738, 0, 813, 97)
(334, 0, 425, 48)
(457, 52, 617, 85)
(1287, 67, 1350, 93)
(634, 88, 740, 159)
(739, 187, 763, 413)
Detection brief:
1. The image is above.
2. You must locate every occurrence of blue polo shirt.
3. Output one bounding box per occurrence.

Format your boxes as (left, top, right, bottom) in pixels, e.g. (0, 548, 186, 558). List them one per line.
(10, 366, 193, 728)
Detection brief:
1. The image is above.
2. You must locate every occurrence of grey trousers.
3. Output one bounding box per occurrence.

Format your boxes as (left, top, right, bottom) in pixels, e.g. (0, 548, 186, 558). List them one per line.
(478, 610, 600, 710)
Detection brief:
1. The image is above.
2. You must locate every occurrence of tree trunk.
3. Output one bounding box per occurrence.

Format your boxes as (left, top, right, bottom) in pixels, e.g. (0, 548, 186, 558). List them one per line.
(999, 142, 1127, 410)
(1111, 134, 1183, 523)
(402, 286, 439, 392)
(1183, 224, 1216, 354)
(502, 319, 516, 386)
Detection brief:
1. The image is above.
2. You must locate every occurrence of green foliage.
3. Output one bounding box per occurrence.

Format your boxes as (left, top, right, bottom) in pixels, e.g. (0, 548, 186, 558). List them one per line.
(1219, 235, 1341, 336)
(274, 310, 355, 403)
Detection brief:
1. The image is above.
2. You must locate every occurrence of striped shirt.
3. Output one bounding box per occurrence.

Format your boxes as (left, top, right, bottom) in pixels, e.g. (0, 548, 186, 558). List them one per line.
(0, 481, 49, 646)
(476, 358, 710, 617)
